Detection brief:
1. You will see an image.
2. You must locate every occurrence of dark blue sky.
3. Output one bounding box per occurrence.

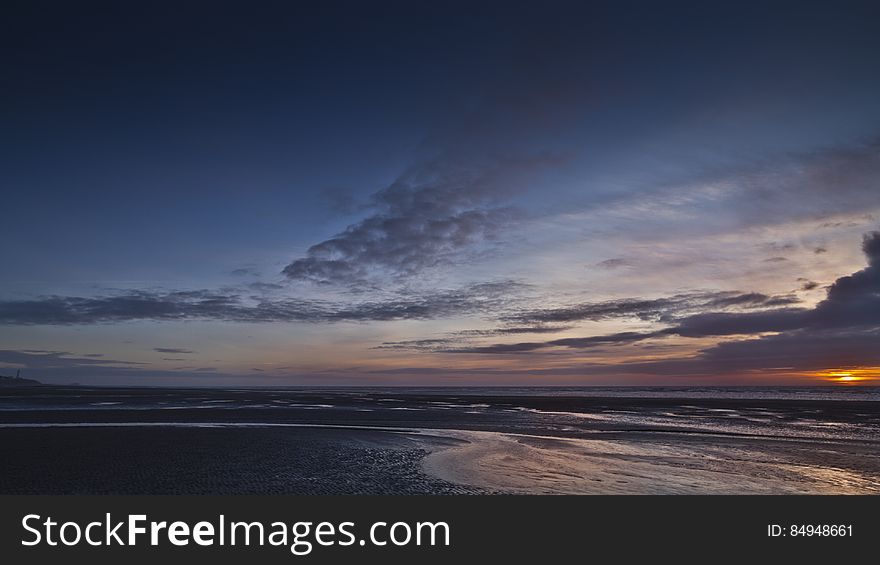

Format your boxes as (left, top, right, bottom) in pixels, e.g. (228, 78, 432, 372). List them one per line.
(2, 1, 880, 385)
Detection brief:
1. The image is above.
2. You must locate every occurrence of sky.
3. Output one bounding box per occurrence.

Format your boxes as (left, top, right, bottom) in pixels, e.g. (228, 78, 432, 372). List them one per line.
(2, 0, 880, 386)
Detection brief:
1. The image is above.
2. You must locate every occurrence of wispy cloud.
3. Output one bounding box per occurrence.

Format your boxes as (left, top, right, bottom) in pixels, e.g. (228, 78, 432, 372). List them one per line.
(0, 349, 147, 368)
(504, 291, 799, 325)
(447, 330, 667, 354)
(0, 281, 528, 325)
(659, 139, 880, 230)
(373, 288, 804, 353)
(434, 230, 880, 374)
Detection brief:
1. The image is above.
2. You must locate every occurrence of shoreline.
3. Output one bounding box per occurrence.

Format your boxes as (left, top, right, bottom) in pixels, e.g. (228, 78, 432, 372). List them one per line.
(2, 387, 879, 495)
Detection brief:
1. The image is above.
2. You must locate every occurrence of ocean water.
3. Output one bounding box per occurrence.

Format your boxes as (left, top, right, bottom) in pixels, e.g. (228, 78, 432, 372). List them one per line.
(5, 385, 879, 406)
(328, 386, 880, 401)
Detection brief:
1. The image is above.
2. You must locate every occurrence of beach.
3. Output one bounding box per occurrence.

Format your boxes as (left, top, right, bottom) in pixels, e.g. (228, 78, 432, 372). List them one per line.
(1, 386, 878, 495)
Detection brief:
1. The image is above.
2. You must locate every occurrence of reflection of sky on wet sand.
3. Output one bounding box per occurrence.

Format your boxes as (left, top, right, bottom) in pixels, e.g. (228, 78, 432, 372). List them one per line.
(424, 431, 880, 495)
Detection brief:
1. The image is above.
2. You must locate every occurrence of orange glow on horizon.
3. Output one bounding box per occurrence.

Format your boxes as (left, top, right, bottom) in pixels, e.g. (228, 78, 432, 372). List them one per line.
(811, 367, 880, 384)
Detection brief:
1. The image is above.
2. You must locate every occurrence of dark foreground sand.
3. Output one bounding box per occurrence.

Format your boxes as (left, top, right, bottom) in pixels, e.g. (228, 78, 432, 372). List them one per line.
(0, 427, 486, 494)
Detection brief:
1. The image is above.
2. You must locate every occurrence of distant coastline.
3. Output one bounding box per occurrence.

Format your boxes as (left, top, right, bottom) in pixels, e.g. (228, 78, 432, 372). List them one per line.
(0, 375, 41, 387)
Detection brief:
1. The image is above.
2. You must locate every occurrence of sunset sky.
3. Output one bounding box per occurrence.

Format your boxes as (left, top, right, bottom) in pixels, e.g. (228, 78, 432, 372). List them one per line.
(2, 1, 879, 385)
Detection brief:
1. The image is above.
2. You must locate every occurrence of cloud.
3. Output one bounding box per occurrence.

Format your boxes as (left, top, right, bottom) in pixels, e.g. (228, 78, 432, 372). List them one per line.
(248, 282, 284, 292)
(283, 156, 560, 286)
(458, 326, 574, 336)
(505, 291, 799, 325)
(695, 329, 880, 373)
(587, 140, 880, 246)
(0, 290, 244, 325)
(691, 139, 880, 229)
(230, 268, 259, 277)
(377, 289, 803, 353)
(669, 309, 809, 337)
(595, 258, 632, 269)
(448, 331, 665, 354)
(153, 347, 193, 354)
(0, 280, 526, 325)
(0, 349, 146, 368)
(670, 230, 880, 338)
(863, 231, 880, 264)
(375, 338, 458, 351)
(376, 324, 573, 351)
(444, 230, 880, 371)
(599, 327, 880, 379)
(326, 281, 527, 321)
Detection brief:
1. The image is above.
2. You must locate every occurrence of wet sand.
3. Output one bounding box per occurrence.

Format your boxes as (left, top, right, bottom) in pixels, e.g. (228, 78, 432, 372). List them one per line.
(0, 426, 484, 494)
(1, 386, 878, 494)
(424, 430, 880, 494)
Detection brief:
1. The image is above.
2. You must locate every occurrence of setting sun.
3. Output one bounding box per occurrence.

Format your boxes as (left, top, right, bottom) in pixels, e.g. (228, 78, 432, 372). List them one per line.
(812, 368, 880, 384)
